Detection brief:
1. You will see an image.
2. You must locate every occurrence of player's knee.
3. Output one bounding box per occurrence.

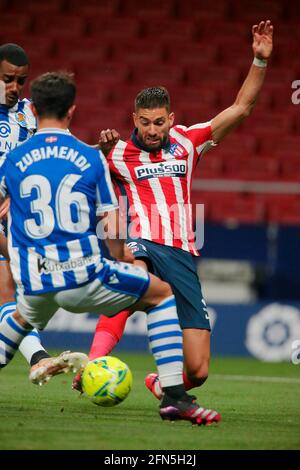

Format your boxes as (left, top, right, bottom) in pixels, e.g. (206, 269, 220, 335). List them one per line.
(137, 278, 173, 311)
(152, 280, 173, 305)
(187, 363, 209, 386)
(159, 280, 173, 299)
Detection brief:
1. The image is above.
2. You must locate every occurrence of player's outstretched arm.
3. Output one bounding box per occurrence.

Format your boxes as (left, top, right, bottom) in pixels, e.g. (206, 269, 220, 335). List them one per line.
(211, 20, 273, 144)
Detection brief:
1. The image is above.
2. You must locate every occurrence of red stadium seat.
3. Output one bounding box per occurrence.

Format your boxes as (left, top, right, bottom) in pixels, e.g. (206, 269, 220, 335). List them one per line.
(131, 64, 184, 89)
(11, 0, 66, 14)
(260, 136, 300, 160)
(110, 38, 164, 65)
(181, 104, 218, 126)
(221, 133, 258, 155)
(185, 64, 240, 88)
(67, 0, 119, 16)
(69, 125, 94, 145)
(29, 57, 75, 79)
(76, 63, 130, 84)
(67, 50, 111, 76)
(244, 112, 293, 136)
(0, 0, 8, 11)
(192, 190, 237, 205)
(72, 105, 132, 144)
(285, 2, 300, 23)
(193, 154, 224, 179)
(165, 41, 219, 67)
(176, 0, 229, 18)
(73, 96, 113, 121)
(230, 0, 283, 22)
(266, 197, 300, 225)
(120, 0, 175, 18)
(0, 13, 33, 35)
(32, 14, 87, 38)
(197, 21, 249, 43)
(219, 42, 254, 69)
(223, 157, 279, 181)
(273, 38, 299, 68)
(210, 194, 264, 224)
(280, 158, 300, 182)
(172, 86, 218, 108)
(53, 37, 110, 61)
(87, 17, 141, 40)
(0, 35, 55, 60)
(141, 19, 195, 41)
(266, 69, 296, 89)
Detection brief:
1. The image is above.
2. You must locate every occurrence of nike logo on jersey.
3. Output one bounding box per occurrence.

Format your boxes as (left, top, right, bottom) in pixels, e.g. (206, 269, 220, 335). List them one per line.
(135, 160, 187, 181)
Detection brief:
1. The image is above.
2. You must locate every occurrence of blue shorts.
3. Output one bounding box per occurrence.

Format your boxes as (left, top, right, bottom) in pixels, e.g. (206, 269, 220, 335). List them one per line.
(127, 238, 210, 330)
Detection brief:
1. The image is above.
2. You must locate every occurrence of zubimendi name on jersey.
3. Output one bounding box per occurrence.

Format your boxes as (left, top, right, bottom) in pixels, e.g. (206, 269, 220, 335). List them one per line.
(15, 145, 91, 173)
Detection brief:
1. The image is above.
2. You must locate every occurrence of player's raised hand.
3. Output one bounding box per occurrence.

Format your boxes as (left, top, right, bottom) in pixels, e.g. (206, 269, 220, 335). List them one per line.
(98, 128, 120, 157)
(252, 20, 273, 60)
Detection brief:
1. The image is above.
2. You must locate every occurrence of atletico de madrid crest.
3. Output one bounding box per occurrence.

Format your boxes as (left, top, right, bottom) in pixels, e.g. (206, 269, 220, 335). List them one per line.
(169, 143, 185, 157)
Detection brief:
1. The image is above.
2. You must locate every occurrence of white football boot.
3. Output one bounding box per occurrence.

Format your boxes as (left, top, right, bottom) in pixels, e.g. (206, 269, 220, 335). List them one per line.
(29, 351, 89, 386)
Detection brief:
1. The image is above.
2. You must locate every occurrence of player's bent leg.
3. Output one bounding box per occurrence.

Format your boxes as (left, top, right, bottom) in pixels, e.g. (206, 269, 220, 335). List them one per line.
(88, 259, 148, 360)
(89, 310, 131, 360)
(183, 328, 210, 387)
(0, 308, 33, 368)
(16, 291, 88, 384)
(0, 257, 51, 366)
(133, 272, 173, 311)
(72, 310, 131, 391)
(145, 328, 210, 398)
(135, 276, 220, 425)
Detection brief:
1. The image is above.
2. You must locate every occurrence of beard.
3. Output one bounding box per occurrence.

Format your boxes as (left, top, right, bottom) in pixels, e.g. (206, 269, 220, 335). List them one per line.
(139, 133, 169, 152)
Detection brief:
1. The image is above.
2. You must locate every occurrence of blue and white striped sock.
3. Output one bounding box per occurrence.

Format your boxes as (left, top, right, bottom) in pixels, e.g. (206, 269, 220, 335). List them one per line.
(0, 302, 46, 365)
(0, 312, 31, 367)
(0, 302, 17, 322)
(147, 295, 183, 388)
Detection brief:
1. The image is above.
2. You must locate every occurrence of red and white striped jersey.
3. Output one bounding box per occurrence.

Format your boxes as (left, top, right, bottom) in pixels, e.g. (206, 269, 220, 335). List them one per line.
(107, 122, 215, 256)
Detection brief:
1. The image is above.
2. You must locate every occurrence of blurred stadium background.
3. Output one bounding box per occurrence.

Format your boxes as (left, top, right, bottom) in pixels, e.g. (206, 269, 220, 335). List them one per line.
(2, 0, 300, 363)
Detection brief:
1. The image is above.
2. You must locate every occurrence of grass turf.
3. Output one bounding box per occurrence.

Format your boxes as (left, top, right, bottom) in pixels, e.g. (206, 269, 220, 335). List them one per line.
(0, 352, 299, 450)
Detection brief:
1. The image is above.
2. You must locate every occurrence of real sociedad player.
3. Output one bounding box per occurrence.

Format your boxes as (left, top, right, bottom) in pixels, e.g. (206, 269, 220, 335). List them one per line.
(73, 21, 274, 408)
(0, 71, 221, 425)
(0, 43, 53, 372)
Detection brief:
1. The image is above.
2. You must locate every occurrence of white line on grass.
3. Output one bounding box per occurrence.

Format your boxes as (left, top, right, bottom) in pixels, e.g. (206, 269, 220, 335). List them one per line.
(211, 374, 300, 384)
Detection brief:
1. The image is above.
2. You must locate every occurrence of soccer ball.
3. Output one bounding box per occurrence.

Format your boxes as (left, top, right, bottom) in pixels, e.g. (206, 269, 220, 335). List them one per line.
(81, 356, 133, 407)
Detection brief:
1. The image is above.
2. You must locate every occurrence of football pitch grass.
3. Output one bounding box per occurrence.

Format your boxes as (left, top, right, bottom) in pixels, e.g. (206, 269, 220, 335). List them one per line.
(0, 352, 299, 450)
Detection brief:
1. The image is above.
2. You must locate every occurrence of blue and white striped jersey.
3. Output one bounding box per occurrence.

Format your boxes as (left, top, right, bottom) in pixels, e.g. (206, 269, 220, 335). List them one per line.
(0, 128, 118, 295)
(0, 99, 36, 161)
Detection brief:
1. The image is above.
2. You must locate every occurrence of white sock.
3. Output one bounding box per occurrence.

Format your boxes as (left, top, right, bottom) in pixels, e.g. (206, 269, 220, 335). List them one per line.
(147, 295, 183, 388)
(0, 302, 46, 365)
(18, 330, 47, 365)
(0, 312, 31, 367)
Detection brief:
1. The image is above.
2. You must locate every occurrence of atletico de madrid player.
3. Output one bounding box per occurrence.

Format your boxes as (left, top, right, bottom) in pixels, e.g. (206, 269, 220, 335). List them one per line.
(74, 20, 274, 409)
